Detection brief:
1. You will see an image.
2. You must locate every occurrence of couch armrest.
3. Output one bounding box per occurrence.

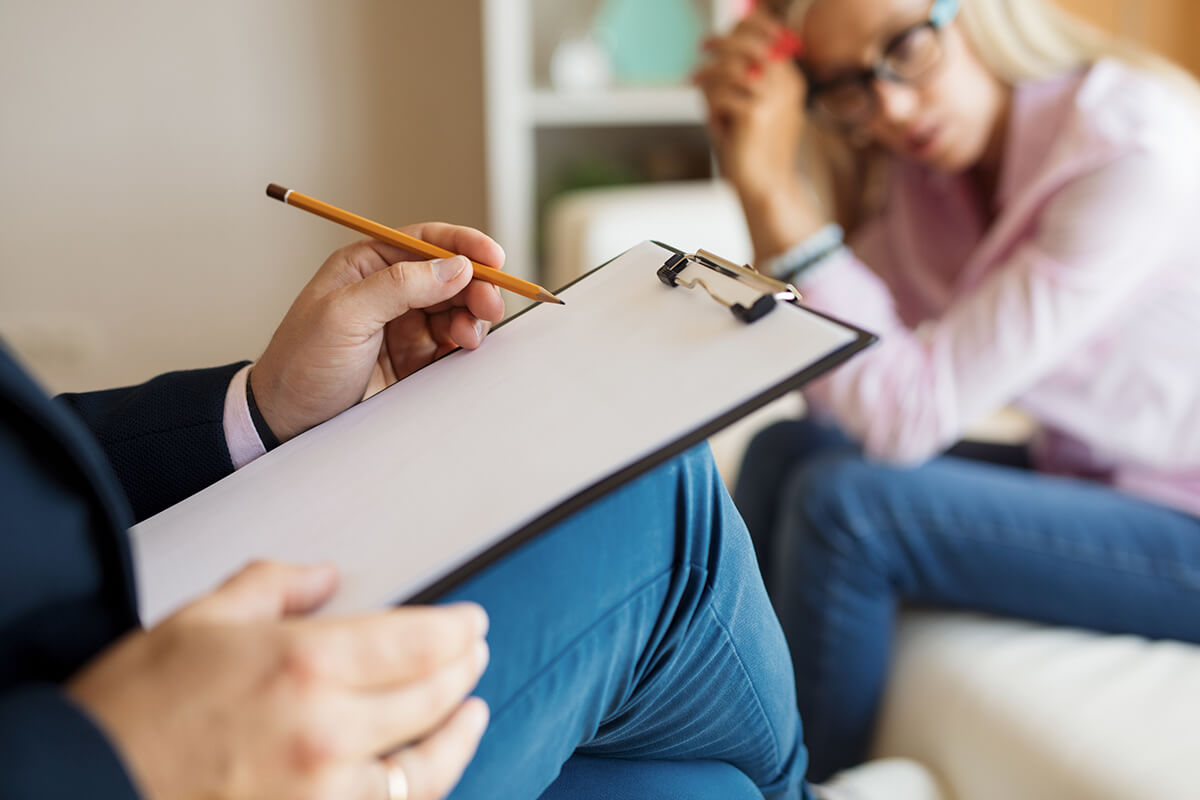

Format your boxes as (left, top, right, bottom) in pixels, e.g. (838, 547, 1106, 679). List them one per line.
(544, 180, 753, 290)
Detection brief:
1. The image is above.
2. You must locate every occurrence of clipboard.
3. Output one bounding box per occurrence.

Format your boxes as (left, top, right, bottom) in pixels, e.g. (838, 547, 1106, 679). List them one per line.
(130, 241, 875, 626)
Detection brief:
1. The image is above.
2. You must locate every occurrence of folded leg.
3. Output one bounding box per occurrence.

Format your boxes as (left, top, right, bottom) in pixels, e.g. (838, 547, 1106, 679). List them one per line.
(443, 445, 813, 799)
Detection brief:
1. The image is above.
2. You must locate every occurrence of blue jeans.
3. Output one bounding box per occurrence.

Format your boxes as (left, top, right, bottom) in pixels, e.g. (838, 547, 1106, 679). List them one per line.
(734, 418, 1200, 781)
(442, 444, 815, 800)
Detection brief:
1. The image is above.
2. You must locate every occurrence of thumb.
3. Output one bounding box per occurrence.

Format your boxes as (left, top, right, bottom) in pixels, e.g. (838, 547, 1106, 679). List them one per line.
(345, 255, 474, 328)
(177, 561, 339, 624)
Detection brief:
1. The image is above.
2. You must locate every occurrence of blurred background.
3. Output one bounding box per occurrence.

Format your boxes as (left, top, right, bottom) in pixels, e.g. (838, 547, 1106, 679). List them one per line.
(2, 0, 1198, 393)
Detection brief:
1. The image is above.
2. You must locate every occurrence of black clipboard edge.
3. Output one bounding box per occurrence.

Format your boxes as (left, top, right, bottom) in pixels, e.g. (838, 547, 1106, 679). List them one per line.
(404, 242, 877, 604)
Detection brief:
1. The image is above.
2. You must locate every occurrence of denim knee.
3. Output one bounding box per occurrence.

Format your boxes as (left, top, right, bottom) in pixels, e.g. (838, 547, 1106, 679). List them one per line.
(673, 441, 721, 489)
(632, 443, 740, 580)
(736, 418, 857, 559)
(780, 451, 896, 570)
(739, 419, 852, 486)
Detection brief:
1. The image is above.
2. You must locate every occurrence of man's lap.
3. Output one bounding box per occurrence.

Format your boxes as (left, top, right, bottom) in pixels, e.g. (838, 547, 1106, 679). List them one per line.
(442, 444, 809, 799)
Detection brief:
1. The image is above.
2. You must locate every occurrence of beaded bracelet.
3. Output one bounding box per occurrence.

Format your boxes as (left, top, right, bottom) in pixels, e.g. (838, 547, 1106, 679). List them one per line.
(762, 223, 845, 285)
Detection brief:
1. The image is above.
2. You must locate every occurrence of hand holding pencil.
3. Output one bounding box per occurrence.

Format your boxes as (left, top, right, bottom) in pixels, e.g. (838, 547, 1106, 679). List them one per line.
(249, 217, 512, 443)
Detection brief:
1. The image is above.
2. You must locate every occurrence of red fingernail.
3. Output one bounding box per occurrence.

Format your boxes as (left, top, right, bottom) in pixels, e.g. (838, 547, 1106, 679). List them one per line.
(775, 29, 805, 58)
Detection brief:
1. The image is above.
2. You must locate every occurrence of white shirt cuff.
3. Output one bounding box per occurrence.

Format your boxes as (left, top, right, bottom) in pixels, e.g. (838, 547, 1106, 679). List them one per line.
(223, 363, 267, 469)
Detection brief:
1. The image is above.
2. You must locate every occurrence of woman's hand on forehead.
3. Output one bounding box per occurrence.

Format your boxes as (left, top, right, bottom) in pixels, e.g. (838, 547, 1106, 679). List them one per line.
(799, 0, 933, 75)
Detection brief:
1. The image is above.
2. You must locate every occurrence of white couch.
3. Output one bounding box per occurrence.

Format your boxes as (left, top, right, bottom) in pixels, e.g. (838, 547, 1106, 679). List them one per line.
(544, 180, 1200, 800)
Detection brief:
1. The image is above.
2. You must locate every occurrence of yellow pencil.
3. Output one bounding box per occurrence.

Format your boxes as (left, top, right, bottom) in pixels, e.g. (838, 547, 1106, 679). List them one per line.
(266, 183, 563, 305)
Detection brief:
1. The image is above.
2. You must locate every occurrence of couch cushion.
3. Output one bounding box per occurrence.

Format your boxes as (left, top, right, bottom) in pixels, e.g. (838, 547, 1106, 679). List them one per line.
(873, 611, 1200, 800)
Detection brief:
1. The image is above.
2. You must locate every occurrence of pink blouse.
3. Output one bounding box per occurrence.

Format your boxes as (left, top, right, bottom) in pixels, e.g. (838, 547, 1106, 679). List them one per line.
(800, 59, 1200, 517)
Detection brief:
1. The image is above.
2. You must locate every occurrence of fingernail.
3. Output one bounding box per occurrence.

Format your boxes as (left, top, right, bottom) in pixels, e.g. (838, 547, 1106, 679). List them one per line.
(474, 319, 487, 341)
(465, 697, 490, 733)
(464, 602, 489, 636)
(306, 563, 339, 592)
(473, 639, 490, 672)
(434, 256, 467, 282)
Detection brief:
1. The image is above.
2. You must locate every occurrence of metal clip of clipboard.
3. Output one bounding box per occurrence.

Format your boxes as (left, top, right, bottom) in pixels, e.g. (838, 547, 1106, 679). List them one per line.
(657, 249, 802, 323)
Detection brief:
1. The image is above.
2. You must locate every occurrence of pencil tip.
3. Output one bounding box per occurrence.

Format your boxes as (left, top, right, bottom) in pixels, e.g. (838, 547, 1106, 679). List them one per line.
(266, 183, 289, 202)
(536, 289, 565, 305)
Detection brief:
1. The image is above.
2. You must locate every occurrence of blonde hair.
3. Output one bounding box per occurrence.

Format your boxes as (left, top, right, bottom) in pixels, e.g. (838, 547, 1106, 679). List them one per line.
(790, 0, 1200, 231)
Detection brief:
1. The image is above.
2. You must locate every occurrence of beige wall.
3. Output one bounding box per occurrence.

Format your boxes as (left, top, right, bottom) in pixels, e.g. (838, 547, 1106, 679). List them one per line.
(1054, 0, 1200, 76)
(0, 1, 486, 393)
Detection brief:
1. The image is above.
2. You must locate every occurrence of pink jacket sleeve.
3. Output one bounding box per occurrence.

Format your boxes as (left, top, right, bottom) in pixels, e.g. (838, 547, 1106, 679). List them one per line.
(800, 151, 1193, 464)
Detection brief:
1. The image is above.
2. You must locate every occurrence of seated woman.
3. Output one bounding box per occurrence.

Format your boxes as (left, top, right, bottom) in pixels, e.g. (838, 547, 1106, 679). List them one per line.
(696, 0, 1200, 781)
(2, 227, 828, 800)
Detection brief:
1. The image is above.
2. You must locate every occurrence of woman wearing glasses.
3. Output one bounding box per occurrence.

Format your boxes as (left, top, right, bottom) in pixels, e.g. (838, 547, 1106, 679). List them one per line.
(696, 0, 1200, 781)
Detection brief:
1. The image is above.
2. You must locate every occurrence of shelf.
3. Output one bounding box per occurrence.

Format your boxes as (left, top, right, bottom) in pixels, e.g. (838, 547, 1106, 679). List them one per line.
(484, 0, 734, 285)
(529, 86, 707, 127)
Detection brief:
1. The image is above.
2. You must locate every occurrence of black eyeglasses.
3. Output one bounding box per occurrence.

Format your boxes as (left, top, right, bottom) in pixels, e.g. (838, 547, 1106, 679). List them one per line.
(798, 0, 961, 127)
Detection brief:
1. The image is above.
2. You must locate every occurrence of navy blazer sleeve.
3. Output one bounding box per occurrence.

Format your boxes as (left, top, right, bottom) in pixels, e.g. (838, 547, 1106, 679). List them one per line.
(0, 685, 142, 798)
(58, 362, 250, 522)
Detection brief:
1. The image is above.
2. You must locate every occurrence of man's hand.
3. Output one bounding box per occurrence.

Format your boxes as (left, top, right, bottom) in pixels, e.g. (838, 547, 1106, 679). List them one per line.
(251, 223, 507, 441)
(68, 562, 490, 800)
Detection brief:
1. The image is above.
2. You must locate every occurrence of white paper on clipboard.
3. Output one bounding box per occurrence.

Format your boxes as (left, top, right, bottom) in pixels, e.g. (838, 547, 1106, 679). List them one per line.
(131, 240, 872, 626)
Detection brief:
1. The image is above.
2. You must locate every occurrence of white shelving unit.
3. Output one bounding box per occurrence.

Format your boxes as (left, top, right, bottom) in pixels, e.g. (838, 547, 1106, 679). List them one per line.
(530, 87, 706, 127)
(482, 0, 739, 289)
